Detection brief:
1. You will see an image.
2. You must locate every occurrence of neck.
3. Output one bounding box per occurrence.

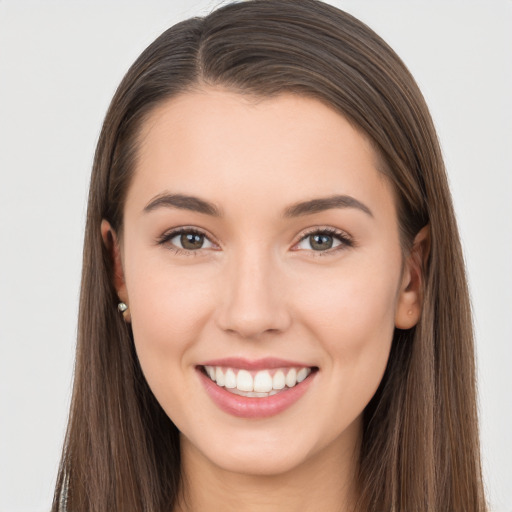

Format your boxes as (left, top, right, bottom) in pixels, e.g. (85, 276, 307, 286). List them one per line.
(174, 424, 361, 512)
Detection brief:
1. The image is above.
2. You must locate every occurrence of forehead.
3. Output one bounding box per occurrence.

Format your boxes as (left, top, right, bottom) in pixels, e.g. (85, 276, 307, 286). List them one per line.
(128, 88, 395, 222)
(138, 88, 376, 162)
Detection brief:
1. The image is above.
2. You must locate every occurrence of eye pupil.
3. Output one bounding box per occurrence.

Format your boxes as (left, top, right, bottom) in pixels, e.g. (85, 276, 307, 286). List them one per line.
(310, 234, 333, 250)
(180, 233, 204, 250)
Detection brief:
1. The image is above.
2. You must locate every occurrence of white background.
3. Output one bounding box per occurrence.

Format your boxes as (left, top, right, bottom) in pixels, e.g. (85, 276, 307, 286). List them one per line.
(0, 1, 510, 511)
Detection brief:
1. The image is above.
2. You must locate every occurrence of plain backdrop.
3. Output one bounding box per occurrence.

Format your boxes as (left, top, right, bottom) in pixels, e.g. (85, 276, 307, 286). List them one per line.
(0, 1, 511, 511)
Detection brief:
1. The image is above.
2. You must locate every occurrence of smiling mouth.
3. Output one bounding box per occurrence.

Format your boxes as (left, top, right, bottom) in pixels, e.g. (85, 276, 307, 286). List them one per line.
(200, 365, 318, 398)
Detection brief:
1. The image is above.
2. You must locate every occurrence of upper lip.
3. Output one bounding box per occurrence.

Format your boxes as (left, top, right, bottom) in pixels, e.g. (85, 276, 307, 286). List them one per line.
(197, 357, 314, 371)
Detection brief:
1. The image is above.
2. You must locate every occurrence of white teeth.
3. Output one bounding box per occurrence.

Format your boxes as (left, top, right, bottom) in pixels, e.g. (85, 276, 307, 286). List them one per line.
(204, 365, 313, 395)
(224, 368, 236, 389)
(273, 370, 286, 390)
(215, 367, 225, 387)
(285, 368, 297, 388)
(205, 365, 215, 380)
(236, 369, 253, 392)
(253, 370, 273, 393)
(297, 367, 309, 383)
(229, 389, 272, 398)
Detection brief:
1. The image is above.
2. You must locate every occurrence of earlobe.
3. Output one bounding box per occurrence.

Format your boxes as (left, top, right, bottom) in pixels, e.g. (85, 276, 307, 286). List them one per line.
(394, 225, 430, 329)
(101, 219, 131, 322)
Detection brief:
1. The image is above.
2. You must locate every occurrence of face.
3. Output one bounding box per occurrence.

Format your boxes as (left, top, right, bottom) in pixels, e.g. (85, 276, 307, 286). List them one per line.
(106, 89, 420, 478)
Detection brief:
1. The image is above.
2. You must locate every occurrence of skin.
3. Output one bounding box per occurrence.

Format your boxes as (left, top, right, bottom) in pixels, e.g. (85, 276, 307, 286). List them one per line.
(102, 88, 426, 512)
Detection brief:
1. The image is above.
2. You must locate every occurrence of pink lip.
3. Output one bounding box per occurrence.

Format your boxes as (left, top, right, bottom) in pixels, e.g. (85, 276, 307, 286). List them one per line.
(197, 366, 317, 419)
(197, 357, 311, 370)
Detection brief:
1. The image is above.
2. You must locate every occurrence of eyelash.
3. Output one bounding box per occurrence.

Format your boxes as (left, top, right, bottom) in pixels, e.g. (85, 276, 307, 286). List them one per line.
(156, 226, 354, 257)
(295, 227, 354, 257)
(156, 227, 215, 257)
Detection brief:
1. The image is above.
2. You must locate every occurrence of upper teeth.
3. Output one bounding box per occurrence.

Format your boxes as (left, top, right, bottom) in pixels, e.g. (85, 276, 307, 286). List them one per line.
(204, 366, 311, 395)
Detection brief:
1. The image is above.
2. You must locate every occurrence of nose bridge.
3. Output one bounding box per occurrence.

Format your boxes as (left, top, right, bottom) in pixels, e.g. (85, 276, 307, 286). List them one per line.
(217, 243, 290, 338)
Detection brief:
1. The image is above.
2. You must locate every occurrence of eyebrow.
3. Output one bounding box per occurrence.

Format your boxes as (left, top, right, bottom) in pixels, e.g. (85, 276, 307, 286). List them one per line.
(143, 193, 222, 216)
(283, 195, 373, 218)
(143, 192, 373, 218)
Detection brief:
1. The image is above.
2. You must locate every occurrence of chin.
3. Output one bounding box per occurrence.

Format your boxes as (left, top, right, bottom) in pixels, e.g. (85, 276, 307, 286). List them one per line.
(180, 423, 320, 477)
(207, 443, 312, 477)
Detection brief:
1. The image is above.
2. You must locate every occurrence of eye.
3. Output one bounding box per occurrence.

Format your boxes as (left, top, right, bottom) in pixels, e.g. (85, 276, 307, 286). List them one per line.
(158, 228, 216, 253)
(295, 228, 353, 253)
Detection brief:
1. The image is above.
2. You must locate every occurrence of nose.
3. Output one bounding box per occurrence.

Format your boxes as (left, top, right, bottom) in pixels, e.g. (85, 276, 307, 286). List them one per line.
(216, 248, 292, 339)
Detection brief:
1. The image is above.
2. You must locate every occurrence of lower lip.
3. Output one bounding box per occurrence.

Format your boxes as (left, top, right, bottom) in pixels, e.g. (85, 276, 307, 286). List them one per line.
(197, 368, 316, 418)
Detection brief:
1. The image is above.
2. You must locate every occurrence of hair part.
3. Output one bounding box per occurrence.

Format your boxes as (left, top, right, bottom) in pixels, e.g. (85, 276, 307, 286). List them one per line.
(53, 1, 486, 511)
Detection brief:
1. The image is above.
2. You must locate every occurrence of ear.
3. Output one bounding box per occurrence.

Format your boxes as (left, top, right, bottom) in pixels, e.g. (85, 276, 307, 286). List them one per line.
(101, 219, 131, 322)
(395, 225, 430, 329)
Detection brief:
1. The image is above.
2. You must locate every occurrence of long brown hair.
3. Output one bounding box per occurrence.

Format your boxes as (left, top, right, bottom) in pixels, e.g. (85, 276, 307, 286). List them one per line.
(53, 1, 486, 510)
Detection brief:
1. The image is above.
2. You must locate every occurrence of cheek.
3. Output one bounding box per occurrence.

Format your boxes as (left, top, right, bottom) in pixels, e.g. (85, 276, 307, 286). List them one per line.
(294, 258, 399, 402)
(124, 254, 218, 390)
(296, 257, 399, 341)
(128, 255, 214, 335)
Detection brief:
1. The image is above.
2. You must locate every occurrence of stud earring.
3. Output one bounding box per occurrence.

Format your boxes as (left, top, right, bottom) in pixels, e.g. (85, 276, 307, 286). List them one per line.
(118, 302, 128, 313)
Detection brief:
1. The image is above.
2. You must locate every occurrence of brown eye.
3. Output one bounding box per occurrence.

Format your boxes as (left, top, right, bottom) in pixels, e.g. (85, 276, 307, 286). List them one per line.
(166, 230, 215, 252)
(180, 232, 205, 250)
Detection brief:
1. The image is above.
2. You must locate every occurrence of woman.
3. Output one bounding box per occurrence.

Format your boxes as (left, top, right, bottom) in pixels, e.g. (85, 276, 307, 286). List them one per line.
(52, 1, 487, 510)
